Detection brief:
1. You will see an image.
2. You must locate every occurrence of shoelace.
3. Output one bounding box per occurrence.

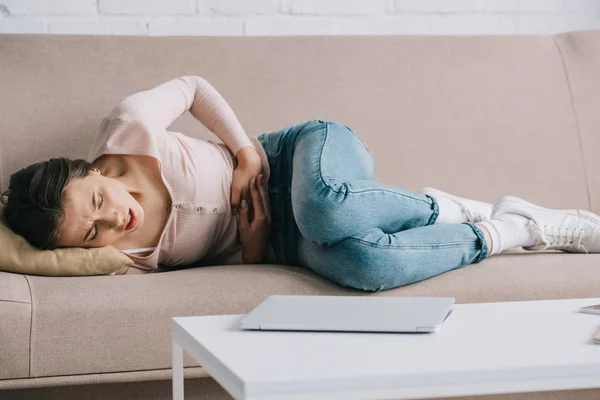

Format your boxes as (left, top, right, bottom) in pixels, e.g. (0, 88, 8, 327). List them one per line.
(459, 204, 486, 224)
(528, 221, 588, 253)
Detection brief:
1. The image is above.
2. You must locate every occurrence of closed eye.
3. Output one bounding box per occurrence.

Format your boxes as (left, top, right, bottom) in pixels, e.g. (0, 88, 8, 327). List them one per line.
(91, 194, 103, 241)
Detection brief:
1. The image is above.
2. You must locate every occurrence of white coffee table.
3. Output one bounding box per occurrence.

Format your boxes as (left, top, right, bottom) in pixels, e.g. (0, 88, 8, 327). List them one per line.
(171, 297, 600, 400)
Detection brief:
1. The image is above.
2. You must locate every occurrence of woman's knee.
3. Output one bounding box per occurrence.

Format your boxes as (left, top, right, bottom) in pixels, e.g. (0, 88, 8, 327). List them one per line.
(297, 234, 413, 292)
(338, 262, 407, 292)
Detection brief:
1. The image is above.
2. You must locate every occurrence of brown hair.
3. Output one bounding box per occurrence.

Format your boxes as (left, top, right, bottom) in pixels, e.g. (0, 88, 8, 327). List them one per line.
(1, 158, 94, 249)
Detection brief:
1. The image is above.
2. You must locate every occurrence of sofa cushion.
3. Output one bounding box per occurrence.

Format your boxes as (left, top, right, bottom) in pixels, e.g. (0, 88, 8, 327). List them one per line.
(20, 253, 600, 377)
(0, 273, 30, 380)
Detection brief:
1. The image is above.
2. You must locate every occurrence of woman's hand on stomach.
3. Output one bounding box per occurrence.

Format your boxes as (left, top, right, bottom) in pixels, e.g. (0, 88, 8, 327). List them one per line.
(231, 146, 263, 215)
(238, 174, 271, 264)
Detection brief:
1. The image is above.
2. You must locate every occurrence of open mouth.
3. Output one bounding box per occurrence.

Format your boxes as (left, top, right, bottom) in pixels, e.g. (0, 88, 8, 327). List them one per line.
(126, 209, 137, 230)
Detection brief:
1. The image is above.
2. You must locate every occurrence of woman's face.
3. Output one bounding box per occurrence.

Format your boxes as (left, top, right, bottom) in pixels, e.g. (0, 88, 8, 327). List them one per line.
(58, 168, 145, 248)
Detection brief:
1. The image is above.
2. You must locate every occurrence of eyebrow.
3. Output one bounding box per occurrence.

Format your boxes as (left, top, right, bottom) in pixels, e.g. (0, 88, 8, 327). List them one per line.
(82, 190, 97, 243)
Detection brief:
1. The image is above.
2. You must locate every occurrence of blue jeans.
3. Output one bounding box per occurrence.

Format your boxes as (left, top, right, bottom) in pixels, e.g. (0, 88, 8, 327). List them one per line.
(257, 120, 489, 292)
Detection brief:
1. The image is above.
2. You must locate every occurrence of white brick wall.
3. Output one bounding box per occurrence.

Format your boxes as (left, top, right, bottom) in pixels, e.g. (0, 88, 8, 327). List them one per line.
(0, 0, 599, 35)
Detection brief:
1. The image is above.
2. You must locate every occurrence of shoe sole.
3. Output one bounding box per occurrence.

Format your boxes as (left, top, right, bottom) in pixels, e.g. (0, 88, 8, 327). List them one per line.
(492, 196, 600, 225)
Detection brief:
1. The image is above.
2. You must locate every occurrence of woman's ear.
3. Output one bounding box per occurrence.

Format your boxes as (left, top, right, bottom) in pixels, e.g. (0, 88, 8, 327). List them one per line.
(91, 167, 101, 175)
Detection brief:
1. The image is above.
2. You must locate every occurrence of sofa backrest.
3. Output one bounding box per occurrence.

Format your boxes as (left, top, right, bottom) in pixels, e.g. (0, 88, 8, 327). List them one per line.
(0, 32, 598, 211)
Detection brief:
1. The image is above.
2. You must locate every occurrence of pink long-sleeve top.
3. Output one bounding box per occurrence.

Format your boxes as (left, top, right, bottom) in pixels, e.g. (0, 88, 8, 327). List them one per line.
(87, 76, 272, 274)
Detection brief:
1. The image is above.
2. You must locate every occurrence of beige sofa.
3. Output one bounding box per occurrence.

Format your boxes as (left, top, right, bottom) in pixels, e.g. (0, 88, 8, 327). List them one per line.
(1, 32, 600, 400)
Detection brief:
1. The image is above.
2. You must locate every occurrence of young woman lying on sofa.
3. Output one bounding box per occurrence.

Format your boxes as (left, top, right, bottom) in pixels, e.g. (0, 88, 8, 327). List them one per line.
(3, 76, 600, 291)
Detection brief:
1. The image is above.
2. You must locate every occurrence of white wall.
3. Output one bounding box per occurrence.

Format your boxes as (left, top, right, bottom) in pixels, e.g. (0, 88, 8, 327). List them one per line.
(0, 0, 599, 36)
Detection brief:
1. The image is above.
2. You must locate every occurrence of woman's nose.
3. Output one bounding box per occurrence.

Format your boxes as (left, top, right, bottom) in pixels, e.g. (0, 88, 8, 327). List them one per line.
(104, 210, 126, 229)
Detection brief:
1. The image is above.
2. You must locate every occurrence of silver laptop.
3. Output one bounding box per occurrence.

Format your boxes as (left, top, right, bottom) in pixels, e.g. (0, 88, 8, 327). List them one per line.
(240, 295, 455, 333)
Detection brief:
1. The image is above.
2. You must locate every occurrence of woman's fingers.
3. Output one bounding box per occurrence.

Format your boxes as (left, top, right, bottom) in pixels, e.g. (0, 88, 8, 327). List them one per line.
(231, 176, 249, 215)
(245, 173, 271, 229)
(238, 199, 249, 230)
(248, 176, 264, 220)
(240, 183, 250, 210)
(230, 181, 242, 214)
(256, 174, 271, 222)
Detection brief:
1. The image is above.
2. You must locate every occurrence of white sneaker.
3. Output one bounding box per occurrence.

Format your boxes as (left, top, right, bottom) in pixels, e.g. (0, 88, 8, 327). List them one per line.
(492, 196, 600, 253)
(418, 187, 493, 223)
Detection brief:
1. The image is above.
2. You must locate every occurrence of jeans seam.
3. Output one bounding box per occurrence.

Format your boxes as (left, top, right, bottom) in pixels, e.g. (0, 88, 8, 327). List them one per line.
(347, 236, 480, 250)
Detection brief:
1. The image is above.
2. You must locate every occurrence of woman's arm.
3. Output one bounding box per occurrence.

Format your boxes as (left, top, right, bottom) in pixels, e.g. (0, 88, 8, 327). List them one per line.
(110, 75, 254, 157)
(107, 75, 263, 213)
